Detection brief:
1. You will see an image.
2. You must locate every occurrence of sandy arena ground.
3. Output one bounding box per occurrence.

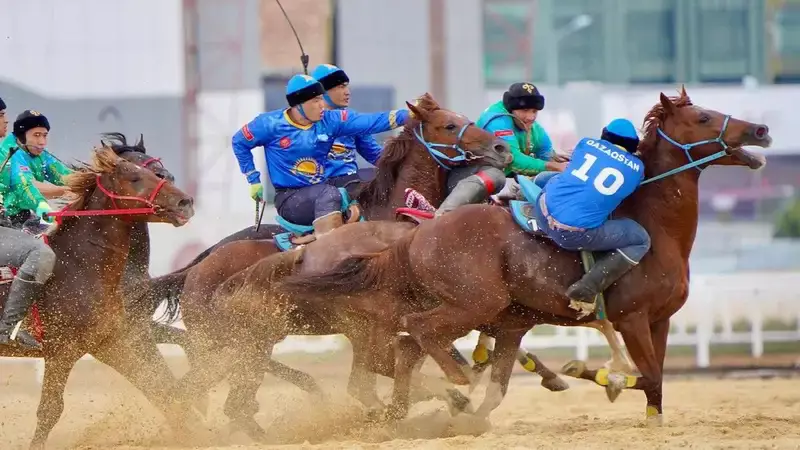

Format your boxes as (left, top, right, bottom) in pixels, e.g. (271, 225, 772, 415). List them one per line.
(2, 351, 800, 450)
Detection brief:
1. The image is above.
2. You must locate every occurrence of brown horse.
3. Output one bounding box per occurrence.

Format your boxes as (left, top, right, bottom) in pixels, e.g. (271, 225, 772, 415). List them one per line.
(0, 147, 196, 449)
(163, 94, 542, 439)
(273, 88, 772, 423)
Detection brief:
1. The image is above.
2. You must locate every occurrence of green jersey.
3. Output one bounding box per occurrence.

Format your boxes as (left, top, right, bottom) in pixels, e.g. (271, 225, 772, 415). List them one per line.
(0, 140, 72, 216)
(476, 101, 554, 176)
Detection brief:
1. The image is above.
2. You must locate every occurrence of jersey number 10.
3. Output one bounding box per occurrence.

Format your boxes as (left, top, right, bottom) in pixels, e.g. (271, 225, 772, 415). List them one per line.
(570, 153, 625, 196)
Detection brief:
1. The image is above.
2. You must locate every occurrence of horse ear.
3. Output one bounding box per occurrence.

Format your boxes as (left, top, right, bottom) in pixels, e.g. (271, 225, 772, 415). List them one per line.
(136, 133, 146, 150)
(406, 100, 428, 122)
(659, 92, 676, 116)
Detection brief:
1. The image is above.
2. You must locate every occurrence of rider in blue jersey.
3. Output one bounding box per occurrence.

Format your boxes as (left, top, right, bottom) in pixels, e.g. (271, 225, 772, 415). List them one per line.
(232, 74, 410, 237)
(311, 64, 382, 196)
(533, 118, 650, 318)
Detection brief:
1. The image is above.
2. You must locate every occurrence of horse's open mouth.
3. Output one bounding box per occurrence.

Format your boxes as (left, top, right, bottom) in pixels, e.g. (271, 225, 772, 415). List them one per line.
(158, 207, 193, 227)
(730, 137, 769, 170)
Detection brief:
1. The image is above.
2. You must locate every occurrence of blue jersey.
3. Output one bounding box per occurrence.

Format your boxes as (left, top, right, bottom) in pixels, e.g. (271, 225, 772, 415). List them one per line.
(326, 107, 383, 178)
(232, 108, 408, 189)
(543, 137, 645, 229)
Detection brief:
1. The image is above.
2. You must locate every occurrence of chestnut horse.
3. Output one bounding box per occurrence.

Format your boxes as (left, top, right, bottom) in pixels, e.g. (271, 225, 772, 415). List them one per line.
(273, 88, 771, 423)
(161, 94, 542, 439)
(0, 147, 196, 449)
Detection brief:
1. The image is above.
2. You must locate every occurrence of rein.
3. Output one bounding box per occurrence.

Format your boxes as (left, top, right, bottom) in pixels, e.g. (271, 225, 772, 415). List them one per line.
(45, 176, 167, 220)
(641, 115, 732, 185)
(413, 122, 482, 170)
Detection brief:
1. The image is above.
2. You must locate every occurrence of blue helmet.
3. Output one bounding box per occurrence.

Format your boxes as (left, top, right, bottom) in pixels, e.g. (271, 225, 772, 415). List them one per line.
(285, 74, 325, 107)
(601, 118, 639, 153)
(311, 64, 350, 91)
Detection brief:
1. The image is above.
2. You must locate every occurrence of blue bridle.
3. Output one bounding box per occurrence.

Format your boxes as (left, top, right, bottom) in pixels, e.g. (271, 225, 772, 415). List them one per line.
(413, 122, 481, 170)
(641, 115, 732, 185)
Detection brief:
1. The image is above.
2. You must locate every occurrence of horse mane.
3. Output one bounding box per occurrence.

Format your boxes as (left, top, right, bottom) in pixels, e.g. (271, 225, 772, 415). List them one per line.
(355, 94, 440, 210)
(639, 88, 693, 155)
(100, 132, 147, 155)
(60, 147, 121, 211)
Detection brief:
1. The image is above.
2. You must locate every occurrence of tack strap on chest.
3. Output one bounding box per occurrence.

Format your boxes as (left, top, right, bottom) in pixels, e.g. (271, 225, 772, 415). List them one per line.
(641, 115, 731, 185)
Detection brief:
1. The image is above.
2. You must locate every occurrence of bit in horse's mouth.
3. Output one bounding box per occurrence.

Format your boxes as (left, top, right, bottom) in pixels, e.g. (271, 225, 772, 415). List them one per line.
(730, 147, 767, 169)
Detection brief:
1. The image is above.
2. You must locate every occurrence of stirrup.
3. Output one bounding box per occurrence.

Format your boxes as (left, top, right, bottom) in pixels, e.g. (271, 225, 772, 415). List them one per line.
(568, 299, 596, 320)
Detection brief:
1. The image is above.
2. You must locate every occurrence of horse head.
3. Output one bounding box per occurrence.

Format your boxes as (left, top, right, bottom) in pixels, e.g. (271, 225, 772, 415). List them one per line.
(406, 92, 511, 170)
(640, 86, 770, 177)
(60, 147, 194, 227)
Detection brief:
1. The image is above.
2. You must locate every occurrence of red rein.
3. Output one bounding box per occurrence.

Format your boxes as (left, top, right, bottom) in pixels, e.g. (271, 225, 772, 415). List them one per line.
(45, 175, 167, 220)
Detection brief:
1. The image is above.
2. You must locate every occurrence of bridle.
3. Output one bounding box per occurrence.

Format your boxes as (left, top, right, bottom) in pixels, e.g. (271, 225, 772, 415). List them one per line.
(45, 175, 168, 220)
(413, 122, 484, 170)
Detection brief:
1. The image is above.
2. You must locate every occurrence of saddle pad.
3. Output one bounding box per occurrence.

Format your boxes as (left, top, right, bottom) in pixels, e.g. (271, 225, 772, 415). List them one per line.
(517, 175, 543, 204)
(274, 232, 296, 252)
(509, 200, 544, 235)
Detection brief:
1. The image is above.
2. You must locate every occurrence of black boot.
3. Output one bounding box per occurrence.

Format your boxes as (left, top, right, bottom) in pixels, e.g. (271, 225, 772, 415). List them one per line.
(565, 251, 636, 319)
(0, 277, 45, 351)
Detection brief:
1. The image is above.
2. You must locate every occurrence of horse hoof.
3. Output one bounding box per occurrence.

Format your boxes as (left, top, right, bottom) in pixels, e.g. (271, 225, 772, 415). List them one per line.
(364, 406, 386, 423)
(541, 376, 570, 392)
(604, 372, 626, 403)
(561, 360, 586, 378)
(446, 388, 474, 416)
(231, 418, 268, 443)
(646, 413, 664, 428)
(384, 404, 409, 422)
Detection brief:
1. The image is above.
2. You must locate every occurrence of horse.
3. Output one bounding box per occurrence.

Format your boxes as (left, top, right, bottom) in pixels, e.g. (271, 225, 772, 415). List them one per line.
(271, 87, 772, 424)
(159, 93, 547, 440)
(0, 146, 196, 449)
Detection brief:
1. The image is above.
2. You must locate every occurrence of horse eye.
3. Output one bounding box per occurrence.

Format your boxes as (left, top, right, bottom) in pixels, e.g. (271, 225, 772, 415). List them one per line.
(698, 114, 710, 124)
(445, 124, 457, 131)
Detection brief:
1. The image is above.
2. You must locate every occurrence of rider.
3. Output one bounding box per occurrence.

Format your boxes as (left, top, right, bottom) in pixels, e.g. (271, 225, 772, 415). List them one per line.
(533, 118, 650, 318)
(1, 110, 72, 230)
(0, 110, 66, 351)
(232, 74, 411, 238)
(0, 97, 7, 141)
(311, 64, 382, 197)
(477, 82, 566, 201)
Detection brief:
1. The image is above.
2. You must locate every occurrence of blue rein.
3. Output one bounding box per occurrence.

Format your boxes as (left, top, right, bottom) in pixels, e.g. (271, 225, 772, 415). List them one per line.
(641, 115, 732, 185)
(413, 122, 478, 170)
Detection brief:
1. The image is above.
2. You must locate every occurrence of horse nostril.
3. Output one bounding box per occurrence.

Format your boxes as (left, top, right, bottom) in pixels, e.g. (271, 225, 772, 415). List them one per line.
(754, 125, 769, 140)
(178, 198, 193, 209)
(494, 143, 509, 153)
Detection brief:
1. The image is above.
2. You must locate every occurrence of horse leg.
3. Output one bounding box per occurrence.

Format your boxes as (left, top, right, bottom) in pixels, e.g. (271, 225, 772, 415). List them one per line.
(222, 348, 270, 442)
(89, 327, 202, 437)
(150, 322, 188, 346)
(347, 324, 385, 413)
(30, 352, 82, 450)
(474, 328, 527, 419)
(562, 315, 665, 425)
(385, 334, 427, 421)
(583, 319, 636, 374)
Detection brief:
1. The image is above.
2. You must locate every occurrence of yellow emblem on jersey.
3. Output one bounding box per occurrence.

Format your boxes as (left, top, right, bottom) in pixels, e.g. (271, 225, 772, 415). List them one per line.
(291, 157, 324, 184)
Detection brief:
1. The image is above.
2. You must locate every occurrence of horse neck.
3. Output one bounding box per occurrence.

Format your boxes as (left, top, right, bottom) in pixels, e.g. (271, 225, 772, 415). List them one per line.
(120, 222, 152, 290)
(620, 141, 702, 261)
(48, 193, 135, 293)
(363, 143, 447, 220)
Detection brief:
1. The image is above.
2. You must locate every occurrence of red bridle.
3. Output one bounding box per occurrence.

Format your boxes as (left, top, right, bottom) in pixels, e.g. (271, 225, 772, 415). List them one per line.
(46, 175, 168, 219)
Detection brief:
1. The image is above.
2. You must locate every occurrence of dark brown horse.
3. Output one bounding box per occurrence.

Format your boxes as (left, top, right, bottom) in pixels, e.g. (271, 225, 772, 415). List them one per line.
(0, 147, 196, 449)
(273, 88, 771, 423)
(163, 94, 543, 439)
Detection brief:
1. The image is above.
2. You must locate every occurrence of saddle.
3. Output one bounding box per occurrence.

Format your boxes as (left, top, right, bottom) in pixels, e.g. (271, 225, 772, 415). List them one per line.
(273, 187, 364, 252)
(509, 175, 608, 320)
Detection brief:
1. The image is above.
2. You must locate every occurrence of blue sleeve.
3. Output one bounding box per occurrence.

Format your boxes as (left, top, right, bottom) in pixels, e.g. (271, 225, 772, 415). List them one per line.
(481, 115, 518, 148)
(354, 134, 383, 165)
(324, 109, 410, 139)
(232, 115, 269, 184)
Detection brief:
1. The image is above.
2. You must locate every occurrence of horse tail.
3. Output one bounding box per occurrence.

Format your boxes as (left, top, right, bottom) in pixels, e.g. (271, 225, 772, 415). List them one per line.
(278, 228, 418, 299)
(149, 269, 191, 324)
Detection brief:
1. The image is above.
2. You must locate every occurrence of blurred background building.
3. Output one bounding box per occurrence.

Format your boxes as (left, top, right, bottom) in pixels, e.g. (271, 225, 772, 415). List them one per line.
(1, 0, 798, 360)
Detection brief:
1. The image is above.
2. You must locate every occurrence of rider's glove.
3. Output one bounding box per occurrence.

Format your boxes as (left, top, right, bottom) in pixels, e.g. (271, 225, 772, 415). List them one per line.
(249, 183, 264, 202)
(36, 201, 53, 223)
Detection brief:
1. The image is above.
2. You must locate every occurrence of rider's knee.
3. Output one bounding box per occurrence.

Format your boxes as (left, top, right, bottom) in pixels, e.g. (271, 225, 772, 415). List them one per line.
(533, 171, 558, 189)
(28, 244, 56, 283)
(316, 184, 343, 210)
(473, 167, 507, 195)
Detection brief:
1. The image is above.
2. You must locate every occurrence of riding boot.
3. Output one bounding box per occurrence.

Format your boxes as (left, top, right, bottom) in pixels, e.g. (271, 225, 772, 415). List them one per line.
(435, 177, 489, 218)
(312, 211, 344, 239)
(0, 277, 45, 351)
(565, 251, 636, 319)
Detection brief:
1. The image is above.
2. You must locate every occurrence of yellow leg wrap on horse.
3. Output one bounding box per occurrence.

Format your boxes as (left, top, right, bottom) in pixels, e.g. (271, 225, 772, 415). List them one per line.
(594, 368, 637, 388)
(646, 405, 660, 417)
(472, 344, 490, 364)
(518, 353, 537, 372)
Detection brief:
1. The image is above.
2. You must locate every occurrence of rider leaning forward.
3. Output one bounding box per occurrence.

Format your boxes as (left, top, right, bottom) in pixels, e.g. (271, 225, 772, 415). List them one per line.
(232, 74, 412, 238)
